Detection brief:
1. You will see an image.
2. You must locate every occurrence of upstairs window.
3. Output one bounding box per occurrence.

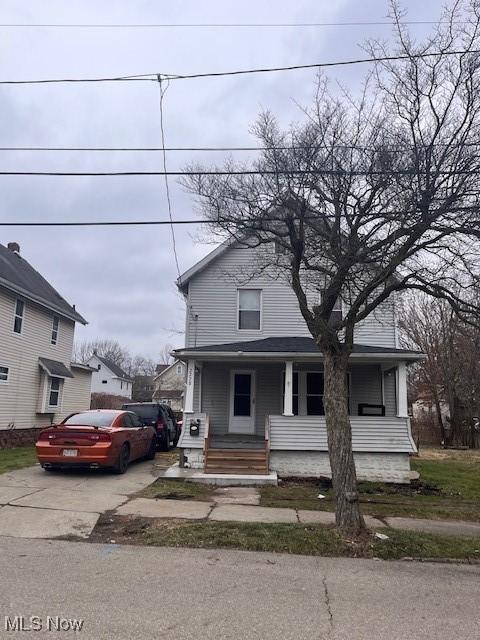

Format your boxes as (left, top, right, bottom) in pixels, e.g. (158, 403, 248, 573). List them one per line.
(0, 366, 9, 383)
(318, 290, 343, 325)
(51, 316, 59, 345)
(13, 299, 24, 334)
(238, 289, 261, 330)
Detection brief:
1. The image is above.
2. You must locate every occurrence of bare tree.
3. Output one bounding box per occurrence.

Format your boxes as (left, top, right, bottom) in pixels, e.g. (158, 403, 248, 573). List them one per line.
(74, 339, 131, 368)
(402, 291, 480, 447)
(184, 1, 480, 532)
(158, 343, 174, 365)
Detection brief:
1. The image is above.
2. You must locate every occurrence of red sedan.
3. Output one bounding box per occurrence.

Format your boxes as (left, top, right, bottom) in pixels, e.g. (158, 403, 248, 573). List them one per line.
(36, 410, 156, 474)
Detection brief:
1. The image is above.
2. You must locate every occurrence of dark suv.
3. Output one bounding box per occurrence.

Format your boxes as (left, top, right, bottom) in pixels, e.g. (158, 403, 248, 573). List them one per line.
(121, 402, 179, 451)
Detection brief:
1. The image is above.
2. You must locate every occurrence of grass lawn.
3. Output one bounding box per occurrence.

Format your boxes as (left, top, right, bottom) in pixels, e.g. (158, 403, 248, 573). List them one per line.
(0, 446, 37, 474)
(259, 455, 480, 522)
(137, 479, 214, 501)
(91, 516, 480, 561)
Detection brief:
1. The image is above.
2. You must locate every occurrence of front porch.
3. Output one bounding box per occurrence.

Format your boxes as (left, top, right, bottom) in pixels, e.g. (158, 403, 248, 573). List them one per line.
(176, 337, 422, 482)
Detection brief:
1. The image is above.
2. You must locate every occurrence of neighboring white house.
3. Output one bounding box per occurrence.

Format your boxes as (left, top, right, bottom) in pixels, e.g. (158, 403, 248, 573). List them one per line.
(0, 241, 93, 446)
(153, 360, 185, 412)
(174, 238, 423, 483)
(87, 352, 133, 399)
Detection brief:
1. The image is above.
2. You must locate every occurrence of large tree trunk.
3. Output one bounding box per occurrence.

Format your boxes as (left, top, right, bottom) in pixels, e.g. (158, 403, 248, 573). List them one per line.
(323, 351, 366, 534)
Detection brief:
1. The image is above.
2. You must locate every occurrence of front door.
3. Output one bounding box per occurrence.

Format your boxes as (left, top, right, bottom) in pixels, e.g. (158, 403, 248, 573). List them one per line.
(229, 370, 256, 434)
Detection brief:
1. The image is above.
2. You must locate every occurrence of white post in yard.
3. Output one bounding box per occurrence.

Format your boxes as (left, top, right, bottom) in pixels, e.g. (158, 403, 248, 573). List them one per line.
(184, 360, 196, 413)
(283, 360, 294, 416)
(396, 361, 408, 417)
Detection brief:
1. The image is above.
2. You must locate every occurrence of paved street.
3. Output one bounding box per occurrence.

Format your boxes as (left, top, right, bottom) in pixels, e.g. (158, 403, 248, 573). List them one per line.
(0, 537, 478, 640)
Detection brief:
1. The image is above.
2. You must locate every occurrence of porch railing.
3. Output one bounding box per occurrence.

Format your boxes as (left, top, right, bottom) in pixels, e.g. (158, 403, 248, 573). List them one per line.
(268, 415, 416, 453)
(264, 415, 271, 469)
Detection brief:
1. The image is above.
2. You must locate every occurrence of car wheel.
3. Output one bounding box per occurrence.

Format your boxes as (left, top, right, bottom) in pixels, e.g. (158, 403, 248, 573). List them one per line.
(145, 437, 156, 460)
(159, 431, 170, 452)
(113, 443, 130, 474)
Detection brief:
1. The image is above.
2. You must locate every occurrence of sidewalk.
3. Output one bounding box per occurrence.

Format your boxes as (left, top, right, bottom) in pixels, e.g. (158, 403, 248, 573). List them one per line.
(116, 487, 480, 537)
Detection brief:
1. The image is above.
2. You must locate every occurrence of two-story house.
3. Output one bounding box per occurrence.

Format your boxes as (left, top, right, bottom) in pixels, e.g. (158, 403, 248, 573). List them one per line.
(87, 352, 133, 399)
(174, 238, 422, 484)
(153, 360, 185, 412)
(0, 242, 93, 447)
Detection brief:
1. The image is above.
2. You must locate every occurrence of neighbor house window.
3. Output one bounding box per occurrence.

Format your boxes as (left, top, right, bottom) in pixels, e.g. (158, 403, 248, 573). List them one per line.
(0, 366, 9, 383)
(102, 380, 108, 384)
(51, 316, 59, 345)
(176, 364, 182, 374)
(238, 289, 261, 330)
(48, 377, 61, 407)
(13, 299, 24, 334)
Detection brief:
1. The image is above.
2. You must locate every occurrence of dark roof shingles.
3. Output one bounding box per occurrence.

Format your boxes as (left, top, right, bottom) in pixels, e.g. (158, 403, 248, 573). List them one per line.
(177, 336, 422, 355)
(0, 243, 86, 324)
(96, 354, 132, 381)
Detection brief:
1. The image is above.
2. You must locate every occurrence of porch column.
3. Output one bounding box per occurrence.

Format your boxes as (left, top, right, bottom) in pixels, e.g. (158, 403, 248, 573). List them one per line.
(396, 361, 408, 417)
(283, 360, 294, 416)
(184, 359, 196, 413)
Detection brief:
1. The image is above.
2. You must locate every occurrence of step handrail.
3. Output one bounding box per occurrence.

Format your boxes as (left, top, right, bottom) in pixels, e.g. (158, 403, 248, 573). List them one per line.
(203, 415, 210, 457)
(265, 415, 270, 471)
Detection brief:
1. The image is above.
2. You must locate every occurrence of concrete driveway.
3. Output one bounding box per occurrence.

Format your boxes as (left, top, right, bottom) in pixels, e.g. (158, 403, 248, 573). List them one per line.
(0, 461, 159, 539)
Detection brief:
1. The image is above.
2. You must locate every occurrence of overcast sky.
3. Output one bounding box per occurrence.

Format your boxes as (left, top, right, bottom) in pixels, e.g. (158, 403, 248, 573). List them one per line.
(0, 0, 444, 361)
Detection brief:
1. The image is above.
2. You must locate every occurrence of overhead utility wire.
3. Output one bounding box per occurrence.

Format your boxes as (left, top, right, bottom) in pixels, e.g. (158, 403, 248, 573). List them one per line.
(2, 169, 480, 176)
(157, 74, 181, 277)
(0, 21, 469, 28)
(0, 49, 477, 85)
(1, 204, 478, 227)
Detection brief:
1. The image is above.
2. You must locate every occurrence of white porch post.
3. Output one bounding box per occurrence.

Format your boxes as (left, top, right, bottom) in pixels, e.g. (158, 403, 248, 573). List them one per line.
(283, 360, 294, 416)
(184, 359, 196, 413)
(396, 361, 408, 417)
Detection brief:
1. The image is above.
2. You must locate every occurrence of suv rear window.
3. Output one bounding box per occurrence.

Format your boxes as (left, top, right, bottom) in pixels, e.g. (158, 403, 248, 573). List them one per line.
(122, 404, 158, 421)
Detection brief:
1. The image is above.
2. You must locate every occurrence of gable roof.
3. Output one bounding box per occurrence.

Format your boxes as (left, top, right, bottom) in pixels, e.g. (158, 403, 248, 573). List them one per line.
(0, 243, 86, 324)
(176, 237, 236, 293)
(153, 359, 184, 382)
(93, 354, 132, 381)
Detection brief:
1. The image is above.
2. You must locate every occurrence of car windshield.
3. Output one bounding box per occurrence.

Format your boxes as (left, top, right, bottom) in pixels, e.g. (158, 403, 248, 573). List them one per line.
(122, 405, 156, 420)
(62, 412, 118, 427)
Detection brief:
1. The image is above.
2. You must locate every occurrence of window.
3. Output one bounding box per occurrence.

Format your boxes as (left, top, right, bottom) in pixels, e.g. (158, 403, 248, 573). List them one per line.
(98, 364, 101, 370)
(121, 381, 123, 390)
(238, 289, 261, 330)
(176, 364, 182, 374)
(274, 240, 287, 255)
(306, 372, 325, 415)
(102, 380, 108, 384)
(13, 299, 24, 334)
(48, 377, 61, 407)
(51, 316, 59, 345)
(0, 366, 9, 383)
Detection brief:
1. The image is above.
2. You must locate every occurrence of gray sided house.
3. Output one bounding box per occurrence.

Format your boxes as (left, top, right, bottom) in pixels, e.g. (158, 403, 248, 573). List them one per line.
(153, 360, 185, 412)
(0, 242, 93, 446)
(175, 239, 422, 483)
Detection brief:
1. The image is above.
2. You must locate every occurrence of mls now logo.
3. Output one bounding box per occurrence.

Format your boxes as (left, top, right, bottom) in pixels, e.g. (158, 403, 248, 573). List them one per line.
(4, 615, 84, 632)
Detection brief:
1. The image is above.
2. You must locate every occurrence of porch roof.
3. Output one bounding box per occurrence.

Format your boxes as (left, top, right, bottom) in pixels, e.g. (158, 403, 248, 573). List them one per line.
(175, 337, 424, 363)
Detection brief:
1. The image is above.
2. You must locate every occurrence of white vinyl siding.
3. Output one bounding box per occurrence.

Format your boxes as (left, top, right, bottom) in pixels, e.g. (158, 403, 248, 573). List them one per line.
(0, 286, 79, 429)
(185, 244, 397, 348)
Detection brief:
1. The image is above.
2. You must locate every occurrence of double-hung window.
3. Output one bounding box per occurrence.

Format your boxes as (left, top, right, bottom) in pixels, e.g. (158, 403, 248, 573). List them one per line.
(238, 289, 261, 330)
(0, 366, 9, 383)
(13, 299, 24, 334)
(48, 377, 61, 407)
(51, 316, 59, 345)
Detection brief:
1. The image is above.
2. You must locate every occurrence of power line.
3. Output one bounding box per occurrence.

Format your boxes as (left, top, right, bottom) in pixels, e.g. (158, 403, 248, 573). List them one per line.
(1, 169, 480, 176)
(0, 21, 467, 29)
(1, 204, 478, 227)
(157, 75, 181, 277)
(0, 49, 477, 85)
(0, 219, 206, 226)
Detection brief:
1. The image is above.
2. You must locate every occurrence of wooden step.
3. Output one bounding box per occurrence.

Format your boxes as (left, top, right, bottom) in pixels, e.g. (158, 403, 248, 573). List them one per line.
(206, 452, 267, 462)
(204, 467, 269, 475)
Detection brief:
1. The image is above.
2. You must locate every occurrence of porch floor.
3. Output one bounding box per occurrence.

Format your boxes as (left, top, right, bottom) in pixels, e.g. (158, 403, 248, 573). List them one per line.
(209, 434, 265, 450)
